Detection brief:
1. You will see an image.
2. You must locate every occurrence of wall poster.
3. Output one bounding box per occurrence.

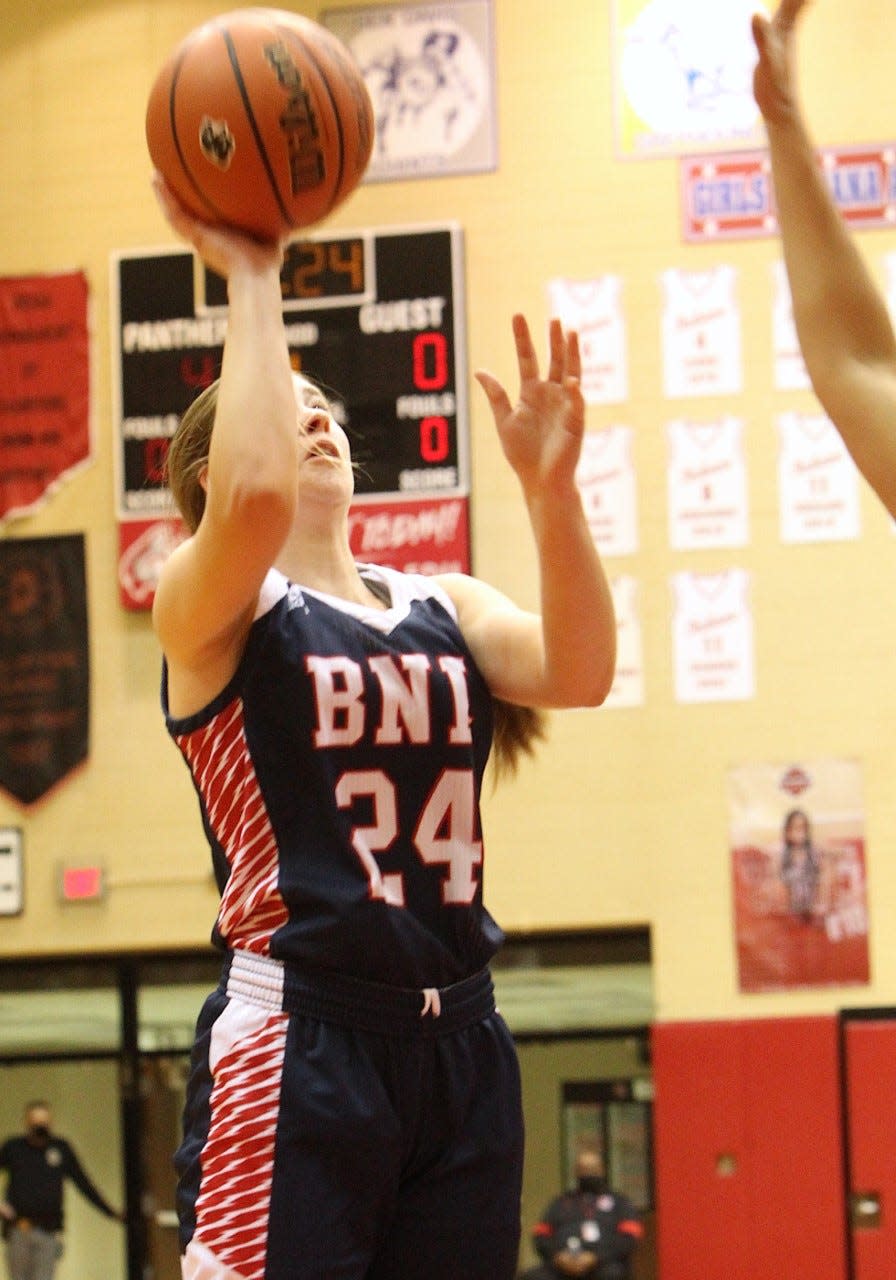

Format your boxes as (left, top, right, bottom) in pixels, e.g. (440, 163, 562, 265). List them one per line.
(612, 0, 768, 159)
(322, 0, 498, 182)
(728, 759, 870, 993)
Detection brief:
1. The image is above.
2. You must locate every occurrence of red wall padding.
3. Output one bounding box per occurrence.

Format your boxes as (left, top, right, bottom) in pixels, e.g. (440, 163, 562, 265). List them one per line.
(651, 1015, 847, 1280)
(844, 1020, 896, 1278)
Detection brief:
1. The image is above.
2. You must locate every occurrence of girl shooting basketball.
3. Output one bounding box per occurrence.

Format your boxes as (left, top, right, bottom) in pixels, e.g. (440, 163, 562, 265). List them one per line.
(150, 169, 615, 1280)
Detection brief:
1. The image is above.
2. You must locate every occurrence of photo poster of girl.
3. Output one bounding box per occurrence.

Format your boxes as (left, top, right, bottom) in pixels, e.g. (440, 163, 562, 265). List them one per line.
(727, 759, 870, 992)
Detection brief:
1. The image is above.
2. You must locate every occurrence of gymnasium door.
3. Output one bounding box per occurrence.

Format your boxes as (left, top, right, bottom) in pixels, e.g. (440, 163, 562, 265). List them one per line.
(841, 1010, 896, 1280)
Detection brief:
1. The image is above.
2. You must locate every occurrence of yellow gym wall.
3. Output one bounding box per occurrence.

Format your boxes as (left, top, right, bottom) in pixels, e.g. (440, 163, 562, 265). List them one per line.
(1, 0, 895, 1026)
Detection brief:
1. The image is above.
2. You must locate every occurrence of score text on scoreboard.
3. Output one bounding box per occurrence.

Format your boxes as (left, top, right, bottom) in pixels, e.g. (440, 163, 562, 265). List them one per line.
(201, 235, 372, 309)
(111, 225, 470, 606)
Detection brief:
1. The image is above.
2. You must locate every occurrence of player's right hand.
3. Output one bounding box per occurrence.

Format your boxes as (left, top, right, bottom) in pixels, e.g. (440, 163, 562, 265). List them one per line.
(150, 172, 286, 279)
(751, 0, 810, 125)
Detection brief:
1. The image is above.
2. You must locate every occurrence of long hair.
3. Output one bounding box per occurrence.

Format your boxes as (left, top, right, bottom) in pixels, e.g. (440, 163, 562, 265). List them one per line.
(165, 380, 219, 532)
(490, 700, 547, 782)
(781, 808, 819, 873)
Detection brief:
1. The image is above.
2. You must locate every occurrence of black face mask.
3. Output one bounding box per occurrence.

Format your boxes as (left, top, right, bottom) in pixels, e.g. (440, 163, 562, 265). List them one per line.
(578, 1176, 606, 1195)
(27, 1125, 50, 1144)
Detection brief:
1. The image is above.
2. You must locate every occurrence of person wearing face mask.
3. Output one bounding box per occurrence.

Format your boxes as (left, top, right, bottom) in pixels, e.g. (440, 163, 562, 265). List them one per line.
(521, 1149, 644, 1279)
(0, 1101, 125, 1280)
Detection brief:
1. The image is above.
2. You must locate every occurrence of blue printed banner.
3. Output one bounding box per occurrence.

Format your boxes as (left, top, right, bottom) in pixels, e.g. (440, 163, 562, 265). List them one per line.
(682, 143, 896, 241)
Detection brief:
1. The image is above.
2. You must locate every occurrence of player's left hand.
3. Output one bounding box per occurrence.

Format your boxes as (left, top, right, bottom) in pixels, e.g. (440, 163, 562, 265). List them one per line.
(475, 313, 585, 498)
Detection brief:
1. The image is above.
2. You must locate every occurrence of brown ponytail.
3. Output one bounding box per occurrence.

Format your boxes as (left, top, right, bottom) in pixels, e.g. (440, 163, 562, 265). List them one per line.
(490, 699, 548, 783)
(165, 380, 220, 533)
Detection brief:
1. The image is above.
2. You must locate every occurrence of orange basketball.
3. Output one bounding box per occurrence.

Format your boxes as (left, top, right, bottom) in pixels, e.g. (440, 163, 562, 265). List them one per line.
(145, 8, 374, 240)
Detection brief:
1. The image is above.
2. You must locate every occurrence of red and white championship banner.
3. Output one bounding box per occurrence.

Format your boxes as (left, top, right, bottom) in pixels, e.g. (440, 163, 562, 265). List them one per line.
(0, 271, 91, 520)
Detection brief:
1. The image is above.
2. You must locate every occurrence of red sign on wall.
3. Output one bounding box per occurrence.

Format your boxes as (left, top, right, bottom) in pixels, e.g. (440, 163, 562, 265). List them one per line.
(347, 495, 469, 575)
(0, 272, 91, 520)
(682, 142, 896, 241)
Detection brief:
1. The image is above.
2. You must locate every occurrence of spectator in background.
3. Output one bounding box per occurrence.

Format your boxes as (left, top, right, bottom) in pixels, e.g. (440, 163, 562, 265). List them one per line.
(0, 1100, 125, 1280)
(521, 1148, 643, 1279)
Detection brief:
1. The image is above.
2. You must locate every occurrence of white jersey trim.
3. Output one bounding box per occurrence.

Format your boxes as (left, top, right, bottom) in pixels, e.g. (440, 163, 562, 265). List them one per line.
(253, 564, 458, 634)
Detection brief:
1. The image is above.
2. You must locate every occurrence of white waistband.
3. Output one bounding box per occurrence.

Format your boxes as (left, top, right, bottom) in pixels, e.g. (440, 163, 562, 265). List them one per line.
(226, 951, 284, 1009)
(225, 950, 442, 1018)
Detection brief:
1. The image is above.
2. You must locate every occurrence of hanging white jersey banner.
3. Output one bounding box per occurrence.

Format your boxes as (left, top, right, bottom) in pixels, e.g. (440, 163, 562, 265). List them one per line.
(672, 568, 755, 703)
(660, 264, 742, 398)
(666, 416, 749, 549)
(771, 259, 811, 391)
(604, 574, 645, 709)
(575, 425, 639, 557)
(547, 274, 629, 404)
(777, 411, 861, 543)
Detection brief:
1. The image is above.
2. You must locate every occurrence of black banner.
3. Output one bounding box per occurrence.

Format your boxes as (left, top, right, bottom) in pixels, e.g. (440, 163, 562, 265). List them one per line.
(0, 534, 89, 804)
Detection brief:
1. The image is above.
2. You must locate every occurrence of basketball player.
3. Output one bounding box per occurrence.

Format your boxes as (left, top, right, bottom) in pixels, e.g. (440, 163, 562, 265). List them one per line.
(150, 173, 616, 1280)
(752, 0, 896, 518)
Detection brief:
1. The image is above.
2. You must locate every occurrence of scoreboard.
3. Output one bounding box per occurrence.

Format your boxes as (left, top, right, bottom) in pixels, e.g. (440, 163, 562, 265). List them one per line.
(111, 225, 470, 607)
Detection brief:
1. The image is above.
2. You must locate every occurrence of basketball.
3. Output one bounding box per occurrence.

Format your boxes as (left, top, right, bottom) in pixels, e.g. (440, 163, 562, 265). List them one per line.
(145, 8, 375, 240)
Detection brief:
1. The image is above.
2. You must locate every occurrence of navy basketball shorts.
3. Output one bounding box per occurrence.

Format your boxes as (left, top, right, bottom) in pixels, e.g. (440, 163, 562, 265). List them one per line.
(175, 951, 525, 1280)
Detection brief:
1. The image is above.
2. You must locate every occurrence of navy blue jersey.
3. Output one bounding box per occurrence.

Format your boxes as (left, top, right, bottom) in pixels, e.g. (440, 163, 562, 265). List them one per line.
(163, 564, 503, 988)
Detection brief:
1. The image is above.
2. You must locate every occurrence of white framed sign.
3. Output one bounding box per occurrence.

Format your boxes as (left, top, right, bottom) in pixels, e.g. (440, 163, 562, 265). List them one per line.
(322, 0, 498, 182)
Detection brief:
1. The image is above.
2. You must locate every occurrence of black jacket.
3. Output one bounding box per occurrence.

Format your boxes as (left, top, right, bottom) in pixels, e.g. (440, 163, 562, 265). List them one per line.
(0, 1135, 117, 1232)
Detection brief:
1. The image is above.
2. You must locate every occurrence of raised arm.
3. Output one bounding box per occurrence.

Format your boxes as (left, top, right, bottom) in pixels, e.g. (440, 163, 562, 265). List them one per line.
(753, 0, 896, 515)
(439, 314, 615, 710)
(150, 176, 300, 683)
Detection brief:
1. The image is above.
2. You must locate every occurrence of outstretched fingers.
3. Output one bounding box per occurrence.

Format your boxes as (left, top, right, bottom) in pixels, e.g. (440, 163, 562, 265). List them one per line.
(565, 327, 582, 387)
(753, 0, 810, 52)
(512, 312, 542, 384)
(473, 369, 512, 424)
(546, 316, 566, 383)
(773, 0, 811, 35)
(544, 316, 584, 389)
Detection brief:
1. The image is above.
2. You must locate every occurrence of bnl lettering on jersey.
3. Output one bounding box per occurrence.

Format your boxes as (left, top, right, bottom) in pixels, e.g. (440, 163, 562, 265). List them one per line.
(306, 651, 481, 909)
(306, 652, 471, 748)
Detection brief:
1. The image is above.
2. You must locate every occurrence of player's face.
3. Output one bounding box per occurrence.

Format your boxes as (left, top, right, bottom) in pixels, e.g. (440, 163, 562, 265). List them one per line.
(293, 377, 355, 515)
(294, 377, 351, 466)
